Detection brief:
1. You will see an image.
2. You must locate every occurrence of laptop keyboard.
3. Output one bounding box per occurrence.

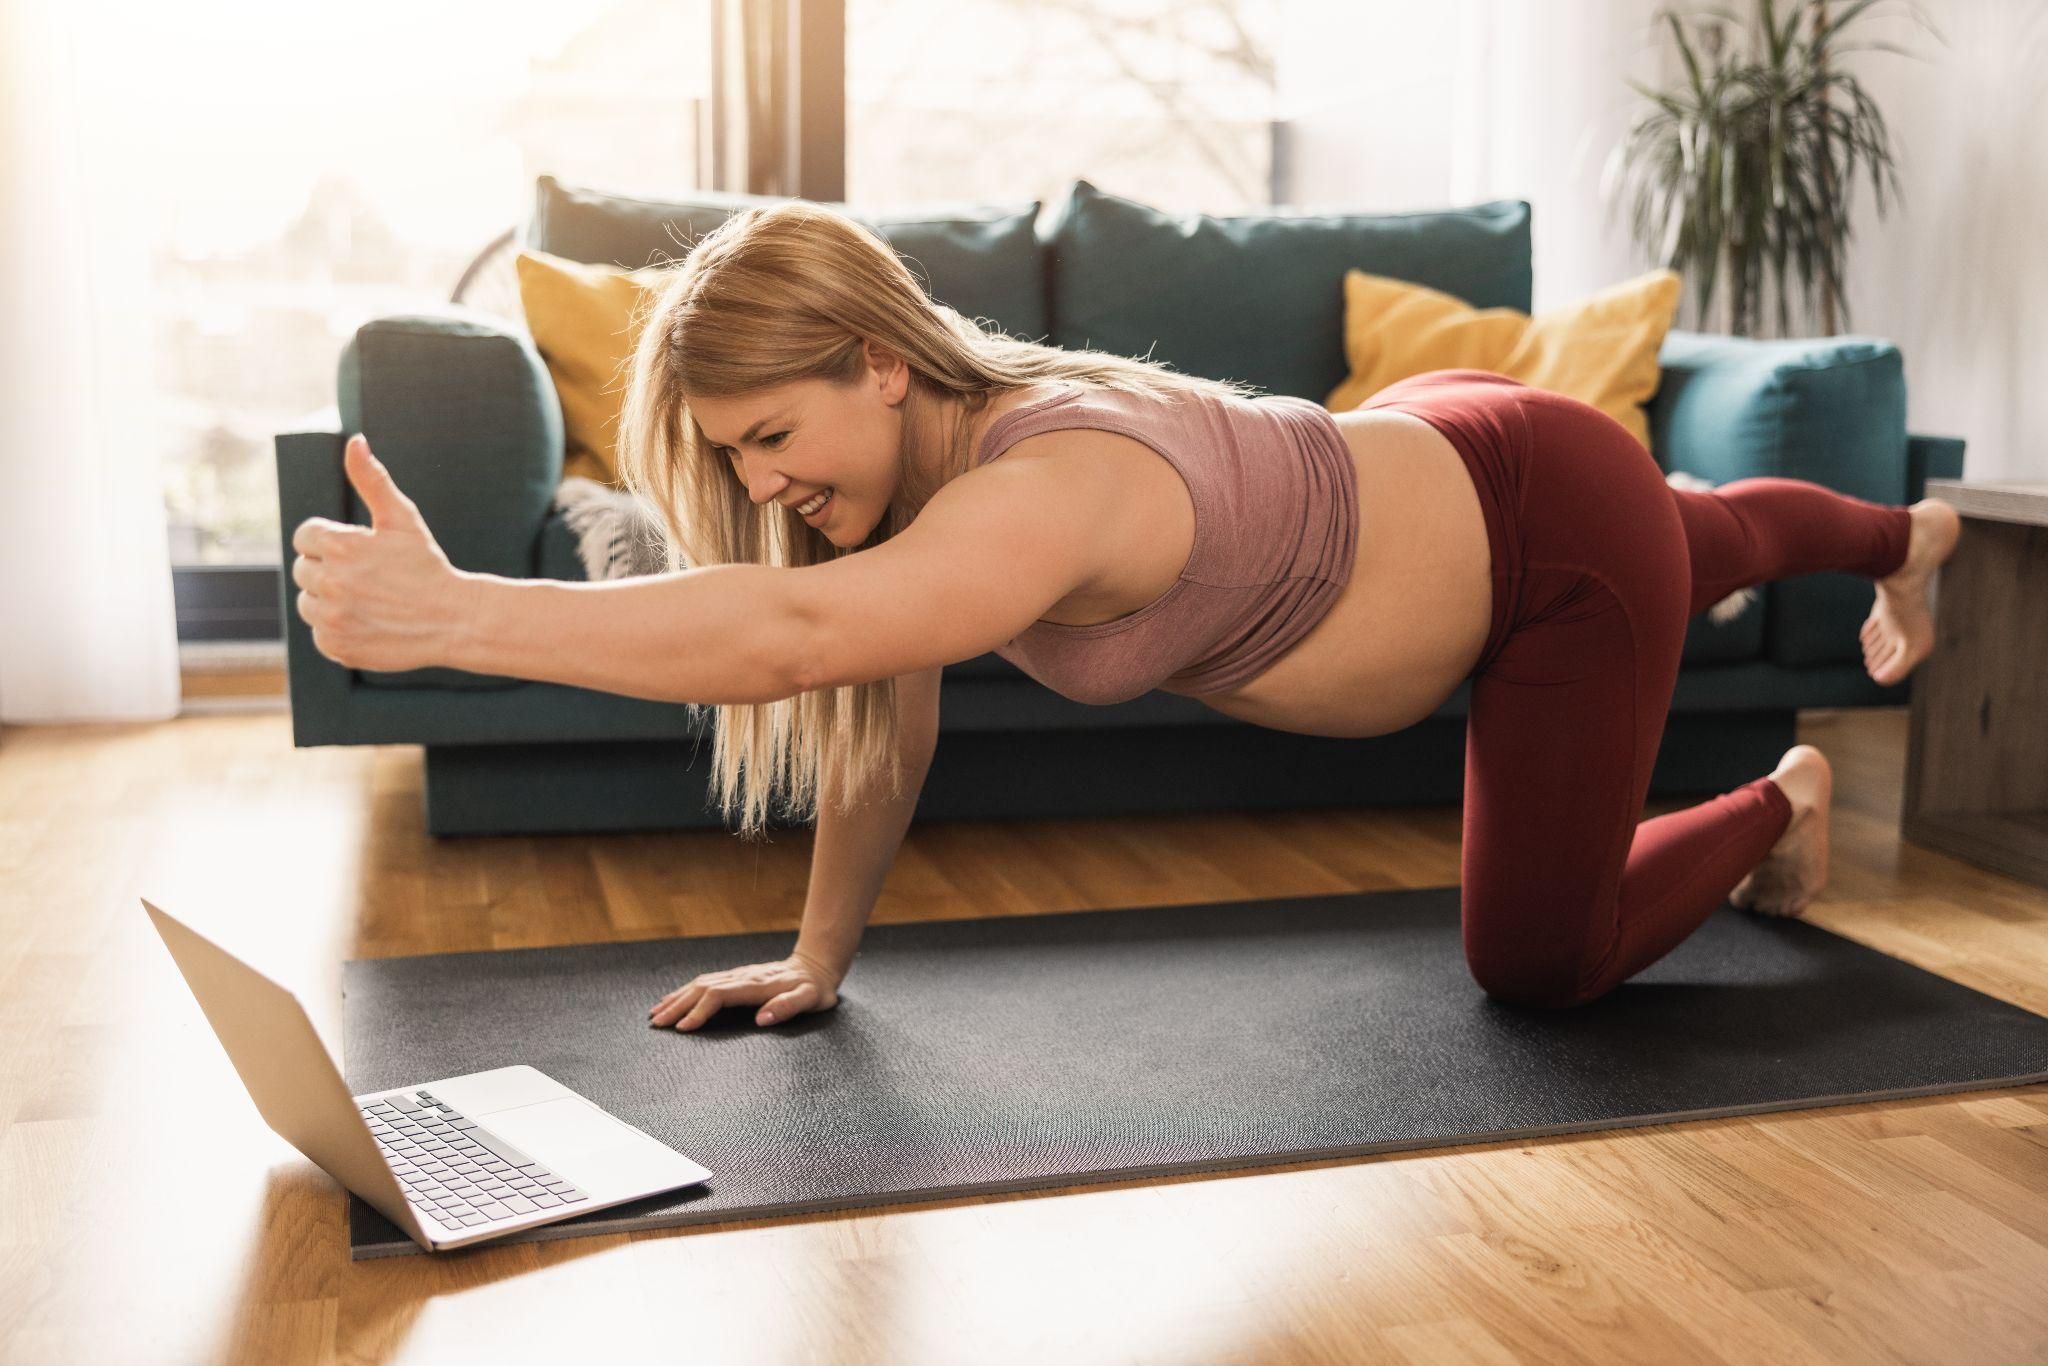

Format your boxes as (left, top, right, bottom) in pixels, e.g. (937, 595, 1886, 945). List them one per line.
(361, 1088, 590, 1231)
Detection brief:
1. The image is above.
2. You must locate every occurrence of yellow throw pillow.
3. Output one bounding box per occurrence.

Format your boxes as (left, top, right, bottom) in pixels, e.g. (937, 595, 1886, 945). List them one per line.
(513, 248, 675, 487)
(1324, 268, 1682, 451)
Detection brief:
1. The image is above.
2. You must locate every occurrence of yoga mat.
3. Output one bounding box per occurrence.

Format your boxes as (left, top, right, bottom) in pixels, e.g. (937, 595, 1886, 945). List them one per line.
(342, 887, 2048, 1258)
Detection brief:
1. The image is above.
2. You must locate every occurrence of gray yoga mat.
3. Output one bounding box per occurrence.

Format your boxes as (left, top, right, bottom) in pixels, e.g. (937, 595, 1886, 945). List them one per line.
(343, 886, 2048, 1258)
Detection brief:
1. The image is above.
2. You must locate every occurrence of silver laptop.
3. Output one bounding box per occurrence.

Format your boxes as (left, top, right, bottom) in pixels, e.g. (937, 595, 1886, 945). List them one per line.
(142, 897, 712, 1253)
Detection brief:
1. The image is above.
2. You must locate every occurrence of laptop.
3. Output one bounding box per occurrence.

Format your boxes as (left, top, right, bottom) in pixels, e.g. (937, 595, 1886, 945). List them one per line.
(141, 897, 713, 1253)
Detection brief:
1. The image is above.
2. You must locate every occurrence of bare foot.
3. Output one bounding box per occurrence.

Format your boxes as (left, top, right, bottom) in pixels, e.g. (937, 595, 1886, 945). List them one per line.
(1729, 745, 1833, 919)
(1861, 499, 1961, 686)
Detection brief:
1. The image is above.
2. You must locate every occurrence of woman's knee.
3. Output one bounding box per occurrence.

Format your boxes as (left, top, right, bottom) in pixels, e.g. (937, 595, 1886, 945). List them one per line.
(1473, 973, 1604, 1010)
(1463, 943, 1605, 1009)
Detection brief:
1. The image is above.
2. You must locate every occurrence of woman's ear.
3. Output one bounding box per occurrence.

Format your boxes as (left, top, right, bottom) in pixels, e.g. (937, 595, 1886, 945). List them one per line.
(863, 338, 910, 403)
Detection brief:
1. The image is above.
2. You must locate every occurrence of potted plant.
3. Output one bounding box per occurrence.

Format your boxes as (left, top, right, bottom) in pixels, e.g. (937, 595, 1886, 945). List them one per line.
(1601, 0, 1945, 338)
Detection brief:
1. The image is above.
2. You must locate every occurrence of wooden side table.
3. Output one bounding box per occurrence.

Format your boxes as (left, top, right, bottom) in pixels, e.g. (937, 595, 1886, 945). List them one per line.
(1902, 478, 2048, 888)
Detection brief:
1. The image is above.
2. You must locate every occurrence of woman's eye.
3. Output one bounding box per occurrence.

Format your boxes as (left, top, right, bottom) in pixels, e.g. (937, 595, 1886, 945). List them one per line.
(762, 432, 787, 448)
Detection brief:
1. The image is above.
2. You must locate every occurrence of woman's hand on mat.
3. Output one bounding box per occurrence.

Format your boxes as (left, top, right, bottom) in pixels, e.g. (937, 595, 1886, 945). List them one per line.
(288, 434, 483, 674)
(648, 951, 842, 1031)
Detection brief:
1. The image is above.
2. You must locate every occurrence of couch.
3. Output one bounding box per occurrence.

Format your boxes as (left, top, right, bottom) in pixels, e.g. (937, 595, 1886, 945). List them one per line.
(274, 175, 1966, 837)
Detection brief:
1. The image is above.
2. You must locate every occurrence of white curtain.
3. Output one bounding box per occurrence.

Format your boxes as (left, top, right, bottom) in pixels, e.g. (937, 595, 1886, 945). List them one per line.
(1279, 0, 1672, 312)
(1446, 0, 1675, 317)
(0, 0, 182, 723)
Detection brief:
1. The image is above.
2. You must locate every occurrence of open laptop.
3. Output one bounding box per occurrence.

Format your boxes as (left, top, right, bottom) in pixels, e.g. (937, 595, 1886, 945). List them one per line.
(141, 897, 712, 1253)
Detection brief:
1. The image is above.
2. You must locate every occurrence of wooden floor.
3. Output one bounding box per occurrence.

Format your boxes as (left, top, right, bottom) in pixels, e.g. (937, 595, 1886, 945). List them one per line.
(3, 704, 2045, 1365)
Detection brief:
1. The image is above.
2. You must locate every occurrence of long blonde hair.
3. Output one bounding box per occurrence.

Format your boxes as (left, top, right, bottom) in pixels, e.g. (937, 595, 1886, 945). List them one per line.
(614, 199, 1262, 840)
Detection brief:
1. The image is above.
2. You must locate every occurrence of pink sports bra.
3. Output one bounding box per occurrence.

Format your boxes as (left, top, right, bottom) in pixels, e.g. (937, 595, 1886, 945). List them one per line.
(974, 380, 1359, 704)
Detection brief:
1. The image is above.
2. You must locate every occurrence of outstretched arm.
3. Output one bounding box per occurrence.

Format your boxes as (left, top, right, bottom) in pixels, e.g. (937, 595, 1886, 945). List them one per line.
(785, 446, 1108, 691)
(294, 435, 810, 702)
(292, 430, 1105, 704)
(450, 562, 809, 706)
(453, 435, 1106, 703)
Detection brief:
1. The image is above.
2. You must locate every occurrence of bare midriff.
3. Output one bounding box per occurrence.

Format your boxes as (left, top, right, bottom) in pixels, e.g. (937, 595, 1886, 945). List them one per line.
(1022, 406, 1496, 740)
(1194, 409, 1495, 737)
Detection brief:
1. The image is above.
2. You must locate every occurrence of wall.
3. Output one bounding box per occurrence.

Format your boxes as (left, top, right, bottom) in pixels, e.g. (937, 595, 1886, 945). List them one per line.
(1837, 0, 2045, 481)
(1276, 0, 2046, 479)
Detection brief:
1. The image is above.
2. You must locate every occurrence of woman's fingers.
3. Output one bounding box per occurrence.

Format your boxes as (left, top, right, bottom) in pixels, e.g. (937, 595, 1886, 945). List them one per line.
(291, 515, 368, 559)
(291, 517, 332, 558)
(344, 436, 428, 533)
(758, 982, 814, 1026)
(649, 963, 817, 1031)
(673, 988, 726, 1032)
(650, 985, 699, 1026)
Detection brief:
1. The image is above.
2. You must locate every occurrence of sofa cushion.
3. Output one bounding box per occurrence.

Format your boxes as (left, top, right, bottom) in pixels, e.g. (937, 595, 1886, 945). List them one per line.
(1648, 332, 1910, 667)
(1325, 267, 1681, 451)
(527, 174, 1048, 342)
(513, 248, 674, 487)
(1042, 179, 1533, 401)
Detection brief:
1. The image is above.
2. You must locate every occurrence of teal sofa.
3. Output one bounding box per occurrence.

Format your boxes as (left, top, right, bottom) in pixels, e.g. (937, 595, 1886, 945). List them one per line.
(275, 176, 1966, 837)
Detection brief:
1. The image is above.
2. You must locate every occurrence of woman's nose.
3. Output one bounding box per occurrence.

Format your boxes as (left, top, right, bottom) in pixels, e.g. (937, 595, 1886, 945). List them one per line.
(742, 463, 789, 506)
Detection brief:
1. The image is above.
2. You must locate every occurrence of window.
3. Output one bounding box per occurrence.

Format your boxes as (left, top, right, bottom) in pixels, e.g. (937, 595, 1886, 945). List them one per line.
(151, 0, 712, 571)
(845, 0, 1281, 214)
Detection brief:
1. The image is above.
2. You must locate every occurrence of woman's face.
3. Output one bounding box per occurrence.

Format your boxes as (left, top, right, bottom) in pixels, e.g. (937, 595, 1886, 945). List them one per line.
(691, 351, 910, 548)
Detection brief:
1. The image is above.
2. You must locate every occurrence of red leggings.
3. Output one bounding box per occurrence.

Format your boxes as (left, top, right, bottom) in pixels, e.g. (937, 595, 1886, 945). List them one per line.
(1359, 371, 1913, 1009)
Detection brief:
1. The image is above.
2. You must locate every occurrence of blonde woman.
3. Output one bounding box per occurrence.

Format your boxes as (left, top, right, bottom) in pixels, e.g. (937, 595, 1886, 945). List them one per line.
(290, 200, 1961, 1029)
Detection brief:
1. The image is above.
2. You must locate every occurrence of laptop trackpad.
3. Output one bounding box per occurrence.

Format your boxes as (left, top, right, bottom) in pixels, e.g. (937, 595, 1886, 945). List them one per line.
(480, 1097, 628, 1160)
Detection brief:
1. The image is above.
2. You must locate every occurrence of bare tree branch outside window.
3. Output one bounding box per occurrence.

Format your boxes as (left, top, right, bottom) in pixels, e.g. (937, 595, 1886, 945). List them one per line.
(847, 0, 1280, 212)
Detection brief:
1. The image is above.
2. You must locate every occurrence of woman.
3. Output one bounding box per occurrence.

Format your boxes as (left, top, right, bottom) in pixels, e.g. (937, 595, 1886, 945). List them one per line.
(291, 201, 1961, 1028)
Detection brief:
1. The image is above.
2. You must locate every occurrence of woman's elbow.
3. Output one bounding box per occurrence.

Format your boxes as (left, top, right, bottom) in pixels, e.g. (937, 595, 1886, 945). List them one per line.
(789, 619, 937, 696)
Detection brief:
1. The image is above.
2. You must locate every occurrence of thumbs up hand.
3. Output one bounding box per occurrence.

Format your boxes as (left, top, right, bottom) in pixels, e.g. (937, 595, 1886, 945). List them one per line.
(289, 434, 482, 674)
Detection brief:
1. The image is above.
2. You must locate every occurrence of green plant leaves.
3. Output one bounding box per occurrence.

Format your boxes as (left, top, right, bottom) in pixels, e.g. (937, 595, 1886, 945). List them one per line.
(1605, 0, 1943, 336)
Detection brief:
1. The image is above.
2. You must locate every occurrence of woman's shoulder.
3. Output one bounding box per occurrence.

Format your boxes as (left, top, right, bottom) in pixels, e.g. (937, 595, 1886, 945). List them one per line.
(974, 379, 1212, 464)
(977, 401, 1175, 475)
(971, 380, 1084, 462)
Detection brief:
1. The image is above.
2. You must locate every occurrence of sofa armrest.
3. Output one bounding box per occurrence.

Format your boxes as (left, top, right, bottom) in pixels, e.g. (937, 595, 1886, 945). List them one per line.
(337, 307, 567, 691)
(336, 306, 565, 579)
(282, 307, 563, 702)
(1648, 329, 1913, 669)
(274, 428, 355, 744)
(1649, 329, 1909, 492)
(1906, 433, 1966, 503)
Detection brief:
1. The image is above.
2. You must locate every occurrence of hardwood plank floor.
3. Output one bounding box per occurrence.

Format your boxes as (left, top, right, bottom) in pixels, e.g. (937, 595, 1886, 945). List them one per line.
(2, 705, 2043, 1365)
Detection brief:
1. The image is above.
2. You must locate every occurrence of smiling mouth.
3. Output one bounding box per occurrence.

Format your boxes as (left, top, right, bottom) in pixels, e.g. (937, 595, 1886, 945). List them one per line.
(797, 488, 834, 519)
